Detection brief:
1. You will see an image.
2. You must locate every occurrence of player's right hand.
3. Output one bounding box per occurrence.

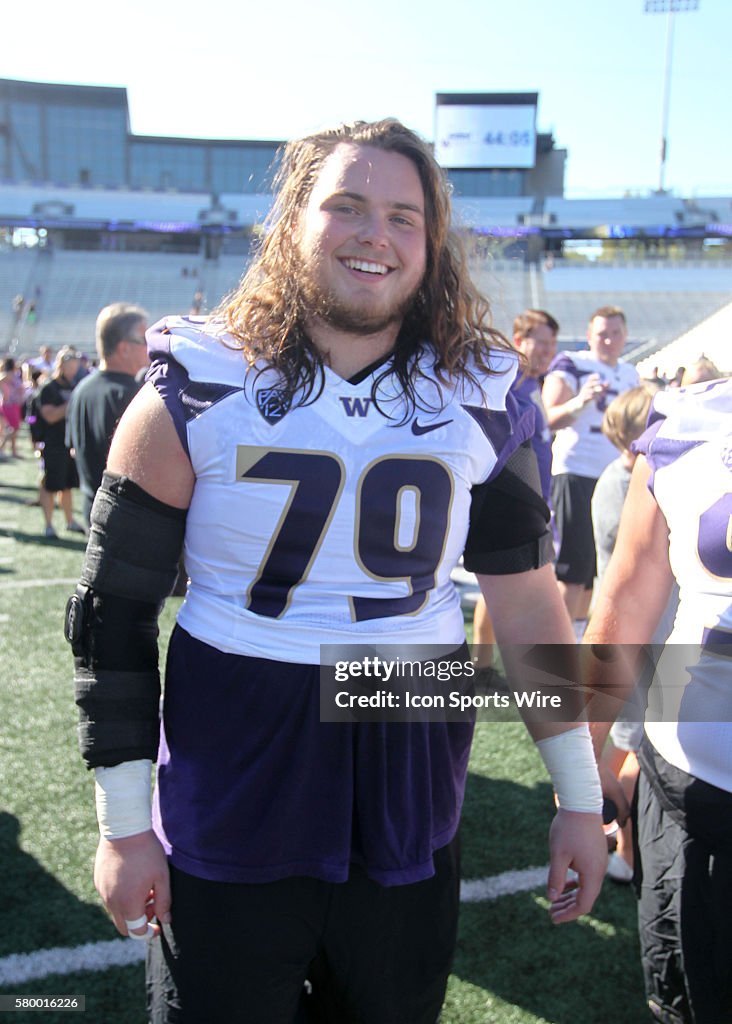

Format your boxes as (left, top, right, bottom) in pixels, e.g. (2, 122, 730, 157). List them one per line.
(579, 373, 608, 406)
(94, 830, 171, 938)
(597, 762, 632, 827)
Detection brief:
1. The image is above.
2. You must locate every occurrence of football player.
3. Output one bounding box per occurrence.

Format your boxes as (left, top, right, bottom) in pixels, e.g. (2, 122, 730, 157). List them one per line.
(68, 119, 606, 1024)
(543, 307, 639, 633)
(587, 376, 732, 1023)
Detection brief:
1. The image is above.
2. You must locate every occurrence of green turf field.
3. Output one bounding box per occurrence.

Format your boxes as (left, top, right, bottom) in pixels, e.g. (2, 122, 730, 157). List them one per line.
(0, 443, 648, 1023)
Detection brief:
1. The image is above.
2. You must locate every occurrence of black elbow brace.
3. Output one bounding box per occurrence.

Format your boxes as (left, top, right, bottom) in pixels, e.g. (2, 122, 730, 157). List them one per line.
(65, 473, 187, 769)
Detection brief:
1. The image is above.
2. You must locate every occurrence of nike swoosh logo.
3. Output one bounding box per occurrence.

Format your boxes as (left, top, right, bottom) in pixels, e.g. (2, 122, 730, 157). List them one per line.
(411, 418, 454, 436)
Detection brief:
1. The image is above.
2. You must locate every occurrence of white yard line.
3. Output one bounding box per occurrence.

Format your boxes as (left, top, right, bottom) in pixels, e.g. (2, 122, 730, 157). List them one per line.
(460, 865, 548, 902)
(0, 940, 145, 986)
(0, 866, 550, 986)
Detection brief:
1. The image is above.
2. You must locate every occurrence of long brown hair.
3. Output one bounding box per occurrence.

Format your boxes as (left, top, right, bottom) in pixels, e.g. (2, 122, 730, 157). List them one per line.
(218, 119, 512, 412)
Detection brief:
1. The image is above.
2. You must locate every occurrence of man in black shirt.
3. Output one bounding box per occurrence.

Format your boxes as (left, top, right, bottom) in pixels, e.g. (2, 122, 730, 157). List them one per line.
(66, 303, 149, 522)
(38, 347, 86, 539)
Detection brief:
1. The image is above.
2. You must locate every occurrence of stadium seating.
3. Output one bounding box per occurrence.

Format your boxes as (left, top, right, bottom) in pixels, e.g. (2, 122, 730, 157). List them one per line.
(0, 247, 37, 348)
(0, 184, 272, 230)
(0, 249, 258, 355)
(1, 183, 207, 224)
(1, 249, 730, 363)
(544, 196, 686, 229)
(453, 196, 534, 229)
(635, 299, 732, 379)
(471, 259, 732, 353)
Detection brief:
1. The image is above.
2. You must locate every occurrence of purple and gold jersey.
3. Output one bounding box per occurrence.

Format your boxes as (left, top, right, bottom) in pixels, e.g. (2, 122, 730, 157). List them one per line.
(147, 316, 531, 663)
(636, 378, 732, 792)
(146, 317, 541, 886)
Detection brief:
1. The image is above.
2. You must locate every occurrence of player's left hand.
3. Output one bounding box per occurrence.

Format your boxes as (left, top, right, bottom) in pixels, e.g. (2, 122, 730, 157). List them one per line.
(546, 809, 607, 924)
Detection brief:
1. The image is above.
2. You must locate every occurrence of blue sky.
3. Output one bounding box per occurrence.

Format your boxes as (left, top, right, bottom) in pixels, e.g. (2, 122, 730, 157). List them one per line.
(5, 0, 730, 197)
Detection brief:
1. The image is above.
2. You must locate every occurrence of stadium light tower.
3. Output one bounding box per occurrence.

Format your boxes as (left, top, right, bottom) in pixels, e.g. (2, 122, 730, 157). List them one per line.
(644, 0, 699, 193)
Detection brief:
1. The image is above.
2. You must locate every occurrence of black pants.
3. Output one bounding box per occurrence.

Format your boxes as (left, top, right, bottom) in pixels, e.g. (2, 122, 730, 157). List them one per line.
(146, 837, 460, 1024)
(551, 473, 597, 588)
(636, 738, 732, 1024)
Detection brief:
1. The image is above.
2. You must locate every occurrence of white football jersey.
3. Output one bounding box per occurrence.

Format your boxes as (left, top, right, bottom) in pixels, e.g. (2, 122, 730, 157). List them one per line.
(549, 350, 639, 478)
(148, 317, 526, 664)
(639, 378, 732, 791)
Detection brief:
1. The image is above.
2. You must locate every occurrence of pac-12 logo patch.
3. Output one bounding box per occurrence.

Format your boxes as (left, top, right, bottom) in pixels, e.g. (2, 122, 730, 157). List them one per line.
(256, 386, 291, 424)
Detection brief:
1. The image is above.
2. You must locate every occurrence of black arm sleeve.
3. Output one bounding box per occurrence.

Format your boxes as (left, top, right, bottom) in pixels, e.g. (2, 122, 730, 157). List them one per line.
(65, 472, 187, 769)
(463, 441, 554, 575)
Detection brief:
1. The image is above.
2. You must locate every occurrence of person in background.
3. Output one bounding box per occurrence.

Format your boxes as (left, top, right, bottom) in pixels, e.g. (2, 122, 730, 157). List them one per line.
(587, 377, 732, 1023)
(543, 306, 640, 638)
(38, 347, 86, 538)
(590, 385, 676, 885)
(0, 358, 26, 458)
(30, 345, 54, 377)
(22, 367, 46, 506)
(73, 353, 92, 385)
(592, 386, 656, 583)
(680, 355, 722, 387)
(66, 303, 149, 523)
(472, 308, 559, 671)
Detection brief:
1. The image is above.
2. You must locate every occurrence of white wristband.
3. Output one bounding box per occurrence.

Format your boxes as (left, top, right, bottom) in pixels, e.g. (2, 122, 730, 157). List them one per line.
(535, 727, 603, 814)
(94, 759, 153, 840)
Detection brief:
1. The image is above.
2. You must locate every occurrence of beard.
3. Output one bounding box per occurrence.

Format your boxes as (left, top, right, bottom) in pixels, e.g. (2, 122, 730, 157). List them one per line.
(297, 258, 423, 338)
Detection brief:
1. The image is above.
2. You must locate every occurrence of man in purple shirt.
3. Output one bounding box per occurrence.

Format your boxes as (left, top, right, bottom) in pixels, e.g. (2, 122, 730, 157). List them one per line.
(508, 309, 558, 503)
(473, 309, 558, 660)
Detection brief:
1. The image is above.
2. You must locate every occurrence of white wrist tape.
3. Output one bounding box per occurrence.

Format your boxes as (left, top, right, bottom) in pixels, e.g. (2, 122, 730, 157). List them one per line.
(94, 759, 153, 839)
(535, 727, 603, 814)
